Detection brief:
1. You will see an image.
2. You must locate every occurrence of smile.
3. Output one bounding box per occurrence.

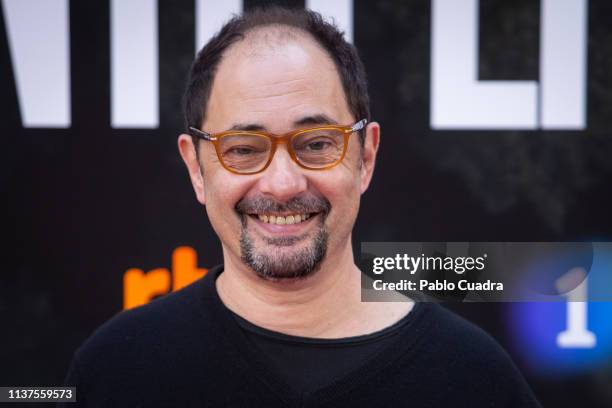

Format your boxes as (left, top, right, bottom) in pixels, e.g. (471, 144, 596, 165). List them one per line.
(253, 213, 312, 225)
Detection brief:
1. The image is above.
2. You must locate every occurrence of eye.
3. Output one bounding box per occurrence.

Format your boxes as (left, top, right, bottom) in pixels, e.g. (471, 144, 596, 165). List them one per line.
(292, 130, 343, 155)
(226, 146, 257, 155)
(306, 140, 333, 151)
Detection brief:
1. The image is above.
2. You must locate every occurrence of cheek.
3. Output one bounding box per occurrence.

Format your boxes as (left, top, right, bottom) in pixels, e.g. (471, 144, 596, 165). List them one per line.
(203, 169, 252, 234)
(311, 164, 362, 218)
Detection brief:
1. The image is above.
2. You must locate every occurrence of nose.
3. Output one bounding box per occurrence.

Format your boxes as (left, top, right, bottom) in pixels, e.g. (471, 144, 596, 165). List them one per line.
(257, 146, 308, 202)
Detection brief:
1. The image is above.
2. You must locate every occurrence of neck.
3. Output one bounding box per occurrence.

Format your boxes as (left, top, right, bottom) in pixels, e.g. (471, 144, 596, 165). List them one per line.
(216, 238, 414, 338)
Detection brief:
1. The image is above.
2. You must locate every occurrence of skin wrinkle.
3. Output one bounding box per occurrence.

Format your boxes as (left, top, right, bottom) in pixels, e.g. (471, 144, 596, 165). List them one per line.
(227, 114, 340, 133)
(234, 86, 342, 112)
(252, 103, 339, 118)
(259, 77, 308, 86)
(240, 88, 309, 102)
(245, 76, 309, 89)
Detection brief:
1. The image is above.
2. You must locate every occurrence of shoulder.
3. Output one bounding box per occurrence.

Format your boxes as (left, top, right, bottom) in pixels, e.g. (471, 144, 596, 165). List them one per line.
(407, 303, 540, 404)
(84, 277, 206, 353)
(70, 271, 221, 379)
(63, 266, 241, 404)
(419, 303, 515, 369)
(64, 274, 221, 404)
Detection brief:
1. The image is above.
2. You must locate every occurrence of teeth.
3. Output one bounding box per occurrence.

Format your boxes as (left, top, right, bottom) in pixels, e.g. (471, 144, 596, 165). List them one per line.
(255, 213, 313, 224)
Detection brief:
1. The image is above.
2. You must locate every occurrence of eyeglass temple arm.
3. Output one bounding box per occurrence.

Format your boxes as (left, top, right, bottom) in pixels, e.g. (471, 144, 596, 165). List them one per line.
(188, 126, 215, 141)
(351, 119, 368, 133)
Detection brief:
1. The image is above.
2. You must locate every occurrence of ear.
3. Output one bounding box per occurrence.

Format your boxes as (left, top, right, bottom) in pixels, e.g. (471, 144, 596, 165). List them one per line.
(178, 134, 206, 205)
(360, 122, 380, 194)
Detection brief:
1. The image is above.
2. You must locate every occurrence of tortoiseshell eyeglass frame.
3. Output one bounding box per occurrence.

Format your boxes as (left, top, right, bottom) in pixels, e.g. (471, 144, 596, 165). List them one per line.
(188, 119, 367, 175)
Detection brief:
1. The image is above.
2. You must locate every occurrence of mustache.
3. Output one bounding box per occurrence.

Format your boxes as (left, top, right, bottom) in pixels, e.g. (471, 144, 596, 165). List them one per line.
(235, 194, 331, 216)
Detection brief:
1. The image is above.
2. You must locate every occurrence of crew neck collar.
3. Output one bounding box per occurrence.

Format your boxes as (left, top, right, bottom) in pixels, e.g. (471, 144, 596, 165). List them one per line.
(197, 264, 434, 404)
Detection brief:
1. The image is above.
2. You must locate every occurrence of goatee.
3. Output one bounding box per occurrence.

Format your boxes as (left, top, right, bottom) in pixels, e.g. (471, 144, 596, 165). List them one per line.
(236, 194, 331, 280)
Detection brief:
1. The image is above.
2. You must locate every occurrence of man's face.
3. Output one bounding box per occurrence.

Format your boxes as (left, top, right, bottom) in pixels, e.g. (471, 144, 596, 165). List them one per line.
(179, 28, 379, 280)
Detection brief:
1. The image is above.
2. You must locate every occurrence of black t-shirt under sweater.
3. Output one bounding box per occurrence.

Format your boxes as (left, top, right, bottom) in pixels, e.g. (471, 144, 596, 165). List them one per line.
(230, 305, 412, 394)
(62, 265, 542, 407)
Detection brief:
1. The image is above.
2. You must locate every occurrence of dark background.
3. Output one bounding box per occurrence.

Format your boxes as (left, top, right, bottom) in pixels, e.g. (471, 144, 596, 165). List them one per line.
(2, 0, 612, 406)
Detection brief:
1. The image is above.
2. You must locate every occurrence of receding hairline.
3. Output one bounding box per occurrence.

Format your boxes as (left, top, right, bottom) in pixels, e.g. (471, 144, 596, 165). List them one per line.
(183, 7, 370, 146)
(220, 23, 336, 66)
(205, 24, 352, 125)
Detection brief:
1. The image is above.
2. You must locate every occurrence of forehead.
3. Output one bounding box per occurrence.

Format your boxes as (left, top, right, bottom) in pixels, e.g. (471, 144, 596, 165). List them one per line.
(205, 26, 352, 131)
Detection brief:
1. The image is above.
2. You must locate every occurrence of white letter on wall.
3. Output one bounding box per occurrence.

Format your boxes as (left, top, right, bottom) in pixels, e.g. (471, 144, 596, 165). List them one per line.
(111, 0, 158, 128)
(431, 0, 538, 129)
(306, 0, 353, 43)
(540, 0, 587, 129)
(2, 0, 71, 127)
(195, 0, 242, 53)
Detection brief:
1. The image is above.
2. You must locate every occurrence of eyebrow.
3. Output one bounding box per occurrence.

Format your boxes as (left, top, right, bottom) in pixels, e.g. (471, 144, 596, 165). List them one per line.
(227, 114, 339, 132)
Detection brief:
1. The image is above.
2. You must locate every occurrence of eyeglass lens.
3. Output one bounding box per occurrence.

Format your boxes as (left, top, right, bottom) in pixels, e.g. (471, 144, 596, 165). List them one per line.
(217, 129, 345, 173)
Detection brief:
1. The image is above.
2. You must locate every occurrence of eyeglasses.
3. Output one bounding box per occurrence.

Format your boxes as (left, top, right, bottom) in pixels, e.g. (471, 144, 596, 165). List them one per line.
(188, 119, 367, 175)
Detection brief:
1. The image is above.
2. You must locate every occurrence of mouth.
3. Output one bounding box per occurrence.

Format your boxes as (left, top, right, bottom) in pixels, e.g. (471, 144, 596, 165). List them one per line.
(249, 212, 315, 225)
(235, 194, 331, 236)
(244, 211, 320, 235)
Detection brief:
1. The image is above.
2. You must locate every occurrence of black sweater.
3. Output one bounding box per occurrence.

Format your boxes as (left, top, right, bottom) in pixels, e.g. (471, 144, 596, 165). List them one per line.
(63, 265, 542, 407)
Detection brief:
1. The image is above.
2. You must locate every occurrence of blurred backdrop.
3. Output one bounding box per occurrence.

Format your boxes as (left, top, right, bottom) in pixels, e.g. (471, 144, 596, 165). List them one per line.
(2, 0, 612, 406)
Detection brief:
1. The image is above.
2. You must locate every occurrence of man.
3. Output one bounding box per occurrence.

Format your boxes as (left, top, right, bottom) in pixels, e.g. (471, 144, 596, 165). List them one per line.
(64, 6, 541, 407)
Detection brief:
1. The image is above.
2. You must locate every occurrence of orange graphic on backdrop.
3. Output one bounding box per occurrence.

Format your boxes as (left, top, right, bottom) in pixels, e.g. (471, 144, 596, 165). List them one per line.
(123, 246, 208, 310)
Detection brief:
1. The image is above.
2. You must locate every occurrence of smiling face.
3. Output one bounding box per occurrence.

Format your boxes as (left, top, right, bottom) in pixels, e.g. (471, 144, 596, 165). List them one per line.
(179, 27, 379, 281)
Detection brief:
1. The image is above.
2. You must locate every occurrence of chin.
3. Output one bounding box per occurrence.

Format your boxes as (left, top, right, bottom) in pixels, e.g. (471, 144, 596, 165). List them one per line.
(240, 225, 329, 281)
